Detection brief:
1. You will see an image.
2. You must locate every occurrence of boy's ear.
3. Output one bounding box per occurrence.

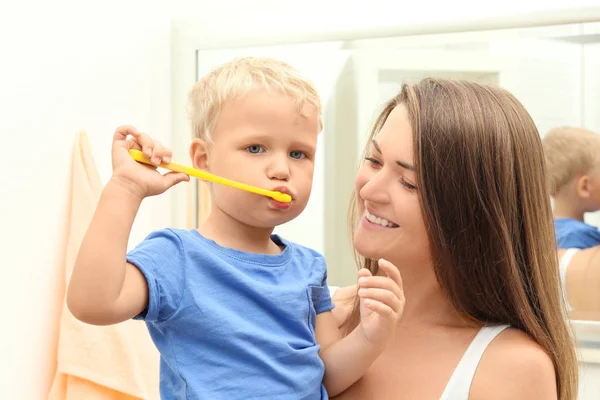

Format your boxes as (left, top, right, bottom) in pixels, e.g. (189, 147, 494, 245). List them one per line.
(190, 138, 210, 171)
(577, 175, 591, 199)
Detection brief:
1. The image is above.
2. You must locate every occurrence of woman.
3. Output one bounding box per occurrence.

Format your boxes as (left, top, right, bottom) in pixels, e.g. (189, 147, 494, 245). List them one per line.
(331, 79, 578, 399)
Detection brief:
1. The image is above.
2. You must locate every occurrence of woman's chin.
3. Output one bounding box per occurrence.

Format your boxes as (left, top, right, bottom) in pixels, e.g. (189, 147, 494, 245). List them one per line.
(353, 235, 380, 260)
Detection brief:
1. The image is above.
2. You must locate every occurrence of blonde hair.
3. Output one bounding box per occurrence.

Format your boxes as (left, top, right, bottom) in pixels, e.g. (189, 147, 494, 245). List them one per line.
(345, 79, 578, 399)
(542, 126, 600, 196)
(187, 56, 322, 141)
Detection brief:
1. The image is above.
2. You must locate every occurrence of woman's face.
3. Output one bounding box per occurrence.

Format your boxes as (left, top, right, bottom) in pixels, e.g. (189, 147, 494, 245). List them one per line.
(353, 104, 431, 267)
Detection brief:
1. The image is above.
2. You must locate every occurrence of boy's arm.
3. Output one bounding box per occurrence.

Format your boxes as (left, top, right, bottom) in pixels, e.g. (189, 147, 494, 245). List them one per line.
(316, 311, 385, 397)
(66, 126, 189, 325)
(317, 260, 404, 397)
(67, 181, 149, 325)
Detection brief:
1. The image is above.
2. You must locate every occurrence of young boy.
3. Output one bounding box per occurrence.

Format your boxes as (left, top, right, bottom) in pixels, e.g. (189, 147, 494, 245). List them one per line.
(67, 57, 404, 399)
(543, 126, 600, 249)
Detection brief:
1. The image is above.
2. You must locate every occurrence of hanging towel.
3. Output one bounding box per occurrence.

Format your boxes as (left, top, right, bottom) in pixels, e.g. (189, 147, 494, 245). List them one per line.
(49, 131, 160, 399)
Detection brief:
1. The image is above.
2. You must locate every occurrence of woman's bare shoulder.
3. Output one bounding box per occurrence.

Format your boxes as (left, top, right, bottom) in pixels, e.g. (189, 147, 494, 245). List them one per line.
(471, 327, 557, 399)
(559, 245, 600, 263)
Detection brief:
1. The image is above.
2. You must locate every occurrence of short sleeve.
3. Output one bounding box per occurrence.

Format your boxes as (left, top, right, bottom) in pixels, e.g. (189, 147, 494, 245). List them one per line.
(558, 230, 596, 249)
(126, 228, 186, 322)
(314, 257, 335, 314)
(557, 233, 584, 249)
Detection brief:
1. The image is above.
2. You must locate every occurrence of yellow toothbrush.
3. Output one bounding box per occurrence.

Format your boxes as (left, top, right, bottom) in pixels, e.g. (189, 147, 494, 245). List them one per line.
(129, 149, 292, 203)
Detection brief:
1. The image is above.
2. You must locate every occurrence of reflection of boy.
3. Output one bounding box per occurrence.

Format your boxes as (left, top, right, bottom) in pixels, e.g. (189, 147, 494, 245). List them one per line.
(543, 126, 600, 249)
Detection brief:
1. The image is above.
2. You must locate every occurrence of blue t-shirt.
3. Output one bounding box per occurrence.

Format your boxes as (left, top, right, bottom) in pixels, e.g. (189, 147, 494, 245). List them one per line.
(555, 218, 600, 249)
(126, 228, 333, 400)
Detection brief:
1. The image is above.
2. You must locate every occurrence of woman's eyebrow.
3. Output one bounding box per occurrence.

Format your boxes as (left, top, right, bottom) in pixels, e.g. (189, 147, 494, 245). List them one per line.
(372, 139, 382, 154)
(372, 139, 415, 171)
(396, 160, 415, 171)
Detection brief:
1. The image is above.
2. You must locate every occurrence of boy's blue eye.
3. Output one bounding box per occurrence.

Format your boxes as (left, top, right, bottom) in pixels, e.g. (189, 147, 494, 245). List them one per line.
(290, 151, 305, 160)
(247, 145, 264, 154)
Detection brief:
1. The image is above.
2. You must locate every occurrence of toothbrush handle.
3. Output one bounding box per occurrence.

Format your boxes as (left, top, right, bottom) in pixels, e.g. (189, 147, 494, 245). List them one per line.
(128, 149, 290, 202)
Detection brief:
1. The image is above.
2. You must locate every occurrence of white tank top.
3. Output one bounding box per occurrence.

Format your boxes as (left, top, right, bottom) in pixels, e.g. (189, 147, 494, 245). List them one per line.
(559, 248, 578, 311)
(328, 286, 510, 400)
(439, 324, 510, 399)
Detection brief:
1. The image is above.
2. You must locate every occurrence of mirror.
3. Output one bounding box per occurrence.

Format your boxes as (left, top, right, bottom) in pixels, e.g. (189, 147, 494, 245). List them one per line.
(184, 21, 600, 347)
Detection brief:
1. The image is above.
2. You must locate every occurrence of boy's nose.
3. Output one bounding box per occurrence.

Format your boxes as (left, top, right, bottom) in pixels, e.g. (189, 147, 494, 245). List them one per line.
(267, 155, 291, 181)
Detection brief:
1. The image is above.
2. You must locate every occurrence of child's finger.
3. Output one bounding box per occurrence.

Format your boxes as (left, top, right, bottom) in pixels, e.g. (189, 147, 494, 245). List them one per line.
(161, 172, 190, 190)
(378, 259, 403, 291)
(357, 268, 372, 280)
(134, 132, 156, 158)
(113, 125, 141, 141)
(121, 139, 142, 151)
(358, 287, 402, 312)
(358, 276, 404, 306)
(358, 276, 397, 292)
(162, 147, 173, 164)
(362, 299, 395, 319)
(150, 141, 167, 166)
(151, 142, 173, 164)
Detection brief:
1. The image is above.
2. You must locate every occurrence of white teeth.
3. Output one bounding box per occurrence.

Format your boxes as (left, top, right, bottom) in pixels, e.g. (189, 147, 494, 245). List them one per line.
(365, 210, 397, 228)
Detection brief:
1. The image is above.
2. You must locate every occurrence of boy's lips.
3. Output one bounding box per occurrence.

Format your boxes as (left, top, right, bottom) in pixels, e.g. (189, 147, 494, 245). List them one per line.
(272, 186, 294, 201)
(269, 186, 293, 210)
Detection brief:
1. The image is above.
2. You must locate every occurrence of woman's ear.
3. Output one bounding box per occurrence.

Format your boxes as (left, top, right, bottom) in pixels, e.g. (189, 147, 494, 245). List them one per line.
(190, 138, 209, 171)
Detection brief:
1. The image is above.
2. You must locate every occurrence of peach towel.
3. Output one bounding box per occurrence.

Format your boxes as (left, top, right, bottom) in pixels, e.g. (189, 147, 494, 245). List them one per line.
(49, 131, 160, 399)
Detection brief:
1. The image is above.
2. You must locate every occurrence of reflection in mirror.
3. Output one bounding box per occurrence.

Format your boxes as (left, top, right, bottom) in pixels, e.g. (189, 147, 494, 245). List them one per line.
(193, 22, 600, 335)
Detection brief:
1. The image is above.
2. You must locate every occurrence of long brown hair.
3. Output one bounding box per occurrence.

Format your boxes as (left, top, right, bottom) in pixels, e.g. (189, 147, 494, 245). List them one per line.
(345, 78, 577, 399)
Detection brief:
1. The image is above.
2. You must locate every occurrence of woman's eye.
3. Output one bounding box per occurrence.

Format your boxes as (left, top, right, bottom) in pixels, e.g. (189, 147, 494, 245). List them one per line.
(246, 145, 265, 154)
(290, 151, 306, 160)
(365, 157, 381, 167)
(400, 178, 417, 191)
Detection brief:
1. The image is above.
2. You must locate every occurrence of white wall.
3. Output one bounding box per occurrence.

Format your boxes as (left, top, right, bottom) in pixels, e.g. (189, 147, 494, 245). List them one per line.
(2, 0, 599, 398)
(580, 42, 600, 229)
(1, 3, 175, 398)
(580, 362, 600, 399)
(495, 38, 583, 136)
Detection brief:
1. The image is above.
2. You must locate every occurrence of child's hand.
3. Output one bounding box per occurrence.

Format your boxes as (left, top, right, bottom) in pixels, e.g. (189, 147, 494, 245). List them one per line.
(357, 259, 404, 347)
(110, 125, 189, 199)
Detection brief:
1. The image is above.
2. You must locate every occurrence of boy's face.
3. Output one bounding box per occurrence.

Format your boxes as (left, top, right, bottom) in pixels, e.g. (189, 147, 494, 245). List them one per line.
(192, 90, 320, 229)
(581, 166, 600, 212)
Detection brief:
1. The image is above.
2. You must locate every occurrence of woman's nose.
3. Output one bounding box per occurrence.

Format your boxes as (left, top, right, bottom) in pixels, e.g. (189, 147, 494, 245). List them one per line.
(359, 172, 391, 204)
